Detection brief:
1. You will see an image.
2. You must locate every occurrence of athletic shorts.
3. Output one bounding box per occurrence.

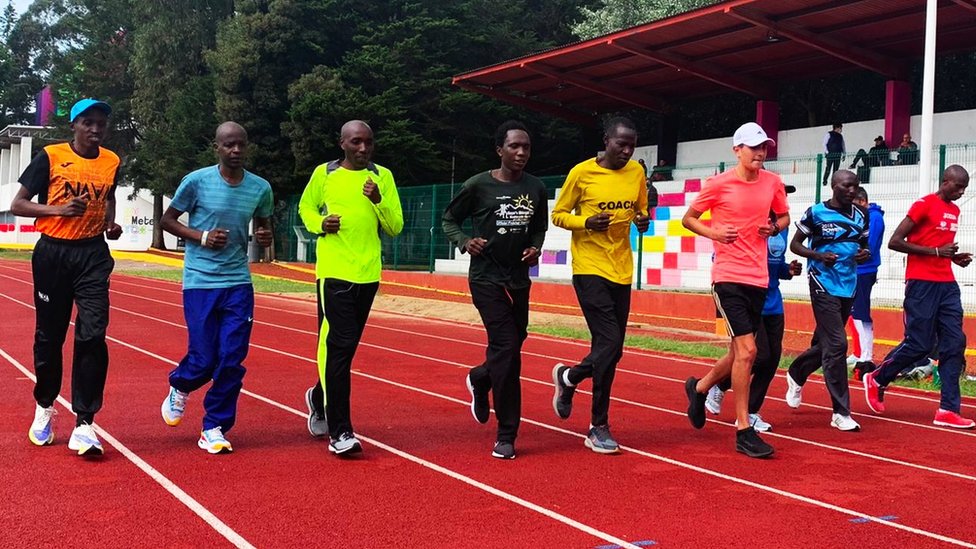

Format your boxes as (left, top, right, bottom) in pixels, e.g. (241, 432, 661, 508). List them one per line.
(712, 282, 766, 338)
(851, 271, 877, 322)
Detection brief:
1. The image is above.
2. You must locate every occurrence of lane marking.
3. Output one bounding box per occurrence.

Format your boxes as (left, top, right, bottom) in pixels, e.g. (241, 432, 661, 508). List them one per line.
(0, 347, 255, 549)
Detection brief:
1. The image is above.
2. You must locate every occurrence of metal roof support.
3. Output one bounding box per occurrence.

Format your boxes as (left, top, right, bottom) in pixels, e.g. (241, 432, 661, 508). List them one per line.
(521, 63, 671, 113)
(949, 0, 976, 14)
(726, 6, 907, 80)
(453, 82, 596, 126)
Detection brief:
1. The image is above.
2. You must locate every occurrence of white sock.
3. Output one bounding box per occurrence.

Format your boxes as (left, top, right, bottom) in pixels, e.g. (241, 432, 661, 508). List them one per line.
(853, 319, 874, 362)
(562, 369, 574, 387)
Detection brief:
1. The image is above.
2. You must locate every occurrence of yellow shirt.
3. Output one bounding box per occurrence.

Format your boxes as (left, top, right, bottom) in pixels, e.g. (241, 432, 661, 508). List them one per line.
(552, 158, 648, 284)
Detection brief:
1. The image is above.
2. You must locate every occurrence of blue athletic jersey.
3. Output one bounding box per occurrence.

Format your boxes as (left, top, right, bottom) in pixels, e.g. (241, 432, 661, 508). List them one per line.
(796, 202, 868, 298)
(170, 165, 274, 289)
(763, 229, 794, 316)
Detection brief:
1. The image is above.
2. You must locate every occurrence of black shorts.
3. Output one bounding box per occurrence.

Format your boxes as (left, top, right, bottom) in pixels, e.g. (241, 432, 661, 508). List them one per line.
(712, 282, 766, 338)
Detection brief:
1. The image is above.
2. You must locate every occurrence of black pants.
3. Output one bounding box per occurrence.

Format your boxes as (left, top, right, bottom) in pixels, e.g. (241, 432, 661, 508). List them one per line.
(717, 313, 784, 414)
(311, 279, 378, 439)
(823, 153, 842, 184)
(787, 285, 853, 415)
(31, 235, 114, 426)
(468, 281, 529, 444)
(566, 275, 631, 427)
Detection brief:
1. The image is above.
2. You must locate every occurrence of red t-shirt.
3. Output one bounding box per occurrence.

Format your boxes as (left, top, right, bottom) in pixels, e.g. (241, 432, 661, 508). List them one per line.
(905, 193, 960, 282)
(690, 169, 789, 287)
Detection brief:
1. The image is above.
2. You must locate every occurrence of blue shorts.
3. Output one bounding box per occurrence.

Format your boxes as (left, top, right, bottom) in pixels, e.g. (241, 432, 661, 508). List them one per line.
(851, 271, 877, 321)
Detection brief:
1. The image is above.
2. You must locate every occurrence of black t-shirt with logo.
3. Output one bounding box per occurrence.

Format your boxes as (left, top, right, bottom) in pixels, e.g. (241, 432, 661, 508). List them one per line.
(442, 171, 548, 289)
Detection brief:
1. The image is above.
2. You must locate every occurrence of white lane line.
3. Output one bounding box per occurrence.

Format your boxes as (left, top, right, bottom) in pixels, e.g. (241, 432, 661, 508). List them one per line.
(2, 287, 973, 548)
(0, 265, 965, 412)
(0, 292, 642, 549)
(4, 286, 976, 480)
(0, 347, 255, 549)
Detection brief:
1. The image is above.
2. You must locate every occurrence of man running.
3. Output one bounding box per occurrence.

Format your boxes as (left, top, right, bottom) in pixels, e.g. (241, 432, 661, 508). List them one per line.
(159, 122, 274, 454)
(864, 165, 974, 429)
(443, 120, 547, 459)
(784, 170, 869, 432)
(298, 120, 404, 455)
(682, 122, 789, 458)
(12, 98, 123, 456)
(550, 117, 650, 454)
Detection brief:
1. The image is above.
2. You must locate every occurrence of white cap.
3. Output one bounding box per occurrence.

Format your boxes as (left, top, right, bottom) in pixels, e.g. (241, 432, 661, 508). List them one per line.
(732, 122, 775, 147)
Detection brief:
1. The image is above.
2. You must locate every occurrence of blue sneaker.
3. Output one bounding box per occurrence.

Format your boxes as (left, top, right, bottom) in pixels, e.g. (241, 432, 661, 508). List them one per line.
(161, 386, 189, 426)
(68, 423, 103, 456)
(28, 404, 57, 446)
(584, 425, 620, 454)
(198, 427, 233, 454)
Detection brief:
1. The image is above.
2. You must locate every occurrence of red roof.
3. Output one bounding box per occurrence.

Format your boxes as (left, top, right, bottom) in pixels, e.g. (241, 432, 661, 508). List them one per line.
(453, 0, 976, 122)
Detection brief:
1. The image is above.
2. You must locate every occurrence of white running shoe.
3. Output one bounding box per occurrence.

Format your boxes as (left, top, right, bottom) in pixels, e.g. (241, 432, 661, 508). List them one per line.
(830, 413, 861, 432)
(329, 432, 363, 455)
(705, 385, 724, 415)
(749, 413, 772, 432)
(198, 427, 233, 454)
(846, 354, 858, 366)
(785, 372, 803, 408)
(28, 404, 57, 446)
(161, 386, 189, 426)
(68, 423, 104, 456)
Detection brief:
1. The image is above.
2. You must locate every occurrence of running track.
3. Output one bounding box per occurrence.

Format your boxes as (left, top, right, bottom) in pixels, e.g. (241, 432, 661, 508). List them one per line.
(1, 258, 974, 548)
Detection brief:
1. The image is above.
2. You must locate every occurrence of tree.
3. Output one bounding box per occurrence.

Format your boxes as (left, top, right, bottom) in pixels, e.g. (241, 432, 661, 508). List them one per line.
(572, 0, 718, 39)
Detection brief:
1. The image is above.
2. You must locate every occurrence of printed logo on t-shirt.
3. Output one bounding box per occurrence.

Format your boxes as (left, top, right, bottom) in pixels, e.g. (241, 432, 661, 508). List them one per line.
(494, 193, 534, 233)
(938, 212, 958, 232)
(597, 200, 636, 210)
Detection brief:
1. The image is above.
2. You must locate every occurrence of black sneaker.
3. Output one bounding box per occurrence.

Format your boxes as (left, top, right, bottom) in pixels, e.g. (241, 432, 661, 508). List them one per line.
(853, 361, 877, 381)
(465, 373, 490, 424)
(491, 441, 515, 460)
(685, 377, 707, 429)
(552, 364, 576, 420)
(736, 426, 774, 458)
(329, 432, 363, 455)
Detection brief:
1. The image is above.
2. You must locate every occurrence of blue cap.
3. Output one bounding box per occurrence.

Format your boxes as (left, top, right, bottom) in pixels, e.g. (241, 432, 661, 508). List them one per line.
(69, 98, 111, 122)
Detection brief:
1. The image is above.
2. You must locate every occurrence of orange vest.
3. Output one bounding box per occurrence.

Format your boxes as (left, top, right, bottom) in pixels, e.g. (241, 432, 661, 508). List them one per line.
(35, 143, 120, 240)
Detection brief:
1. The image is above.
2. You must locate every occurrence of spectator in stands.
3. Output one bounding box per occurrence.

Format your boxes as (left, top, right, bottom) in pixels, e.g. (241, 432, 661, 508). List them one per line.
(12, 98, 123, 456)
(651, 158, 672, 182)
(442, 120, 548, 460)
(864, 165, 974, 429)
(298, 120, 404, 455)
(681, 122, 790, 458)
(550, 117, 650, 454)
(896, 133, 919, 165)
(785, 170, 869, 432)
(850, 136, 890, 169)
(638, 158, 648, 176)
(159, 122, 274, 454)
(847, 188, 885, 377)
(823, 123, 845, 186)
(705, 190, 803, 433)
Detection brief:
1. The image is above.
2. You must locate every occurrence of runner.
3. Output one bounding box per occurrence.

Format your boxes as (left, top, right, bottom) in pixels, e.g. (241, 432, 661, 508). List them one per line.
(159, 121, 274, 454)
(298, 120, 404, 455)
(443, 120, 547, 459)
(550, 116, 650, 454)
(12, 98, 123, 456)
(681, 122, 789, 458)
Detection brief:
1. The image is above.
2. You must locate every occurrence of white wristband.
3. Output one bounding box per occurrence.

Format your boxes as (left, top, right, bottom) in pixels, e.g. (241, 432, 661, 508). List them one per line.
(201, 230, 210, 248)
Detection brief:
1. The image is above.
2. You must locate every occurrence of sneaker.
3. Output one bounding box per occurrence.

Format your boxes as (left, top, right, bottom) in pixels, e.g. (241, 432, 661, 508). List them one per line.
(705, 385, 724, 415)
(785, 372, 803, 408)
(68, 423, 104, 456)
(552, 364, 575, 420)
(684, 377, 707, 429)
(966, 374, 976, 382)
(735, 427, 774, 458)
(933, 409, 976, 429)
(491, 441, 515, 459)
(749, 413, 772, 432)
(28, 404, 57, 446)
(161, 386, 189, 426)
(305, 387, 328, 437)
(900, 363, 934, 381)
(853, 361, 877, 381)
(466, 374, 490, 425)
(329, 432, 363, 455)
(846, 354, 859, 366)
(863, 369, 886, 414)
(584, 425, 620, 454)
(197, 427, 233, 454)
(830, 413, 861, 431)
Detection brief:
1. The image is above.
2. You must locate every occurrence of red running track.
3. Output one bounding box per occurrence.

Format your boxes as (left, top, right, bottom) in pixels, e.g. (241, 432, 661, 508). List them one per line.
(1, 259, 975, 548)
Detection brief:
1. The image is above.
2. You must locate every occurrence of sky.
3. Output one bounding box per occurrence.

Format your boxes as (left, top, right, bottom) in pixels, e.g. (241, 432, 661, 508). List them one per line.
(11, 0, 31, 15)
